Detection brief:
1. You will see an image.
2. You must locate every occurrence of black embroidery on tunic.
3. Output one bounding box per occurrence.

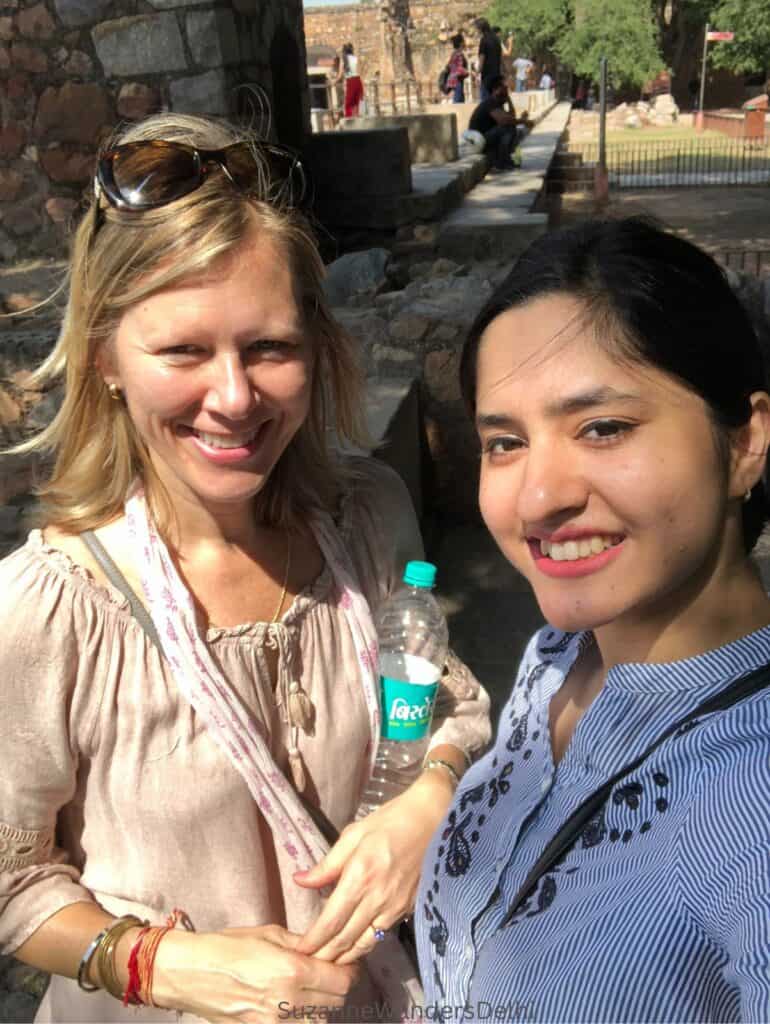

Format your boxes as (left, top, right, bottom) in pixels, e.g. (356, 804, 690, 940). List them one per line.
(428, 904, 449, 957)
(539, 631, 576, 656)
(488, 761, 514, 808)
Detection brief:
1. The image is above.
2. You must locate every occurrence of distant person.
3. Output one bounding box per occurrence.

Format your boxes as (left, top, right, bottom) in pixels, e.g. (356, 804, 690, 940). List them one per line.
(475, 18, 502, 101)
(445, 33, 469, 104)
(539, 65, 554, 91)
(512, 54, 534, 93)
(493, 26, 514, 57)
(574, 79, 587, 109)
(338, 42, 363, 118)
(469, 74, 524, 171)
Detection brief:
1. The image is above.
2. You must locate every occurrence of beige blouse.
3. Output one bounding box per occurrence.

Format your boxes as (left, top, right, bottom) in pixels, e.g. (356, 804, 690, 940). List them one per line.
(0, 457, 491, 1022)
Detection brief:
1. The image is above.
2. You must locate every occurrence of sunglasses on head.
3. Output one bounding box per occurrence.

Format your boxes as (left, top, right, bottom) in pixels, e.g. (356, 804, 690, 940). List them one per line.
(94, 139, 309, 212)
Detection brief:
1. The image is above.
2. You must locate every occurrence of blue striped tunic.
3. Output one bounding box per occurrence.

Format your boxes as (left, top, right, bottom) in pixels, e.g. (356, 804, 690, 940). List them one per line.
(415, 626, 770, 1023)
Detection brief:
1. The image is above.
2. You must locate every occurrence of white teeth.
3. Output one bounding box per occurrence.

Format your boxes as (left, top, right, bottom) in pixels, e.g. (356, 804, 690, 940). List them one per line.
(194, 427, 261, 449)
(539, 535, 619, 562)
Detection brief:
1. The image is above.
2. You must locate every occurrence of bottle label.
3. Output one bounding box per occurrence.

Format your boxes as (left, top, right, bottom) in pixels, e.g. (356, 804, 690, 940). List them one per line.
(380, 677, 439, 740)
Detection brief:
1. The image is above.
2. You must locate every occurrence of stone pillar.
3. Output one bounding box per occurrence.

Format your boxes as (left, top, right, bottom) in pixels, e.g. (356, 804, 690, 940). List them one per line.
(0, 0, 309, 261)
(378, 0, 414, 83)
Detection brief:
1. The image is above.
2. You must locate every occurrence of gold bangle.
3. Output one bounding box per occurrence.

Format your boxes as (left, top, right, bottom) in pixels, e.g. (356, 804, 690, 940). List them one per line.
(423, 757, 461, 788)
(96, 915, 147, 1001)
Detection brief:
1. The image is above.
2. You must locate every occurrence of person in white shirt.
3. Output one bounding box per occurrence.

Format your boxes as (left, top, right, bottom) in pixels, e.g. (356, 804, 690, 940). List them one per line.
(539, 66, 554, 91)
(512, 55, 533, 92)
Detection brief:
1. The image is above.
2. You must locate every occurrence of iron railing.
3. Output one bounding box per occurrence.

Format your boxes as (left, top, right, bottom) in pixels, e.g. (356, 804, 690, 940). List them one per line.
(716, 250, 770, 278)
(548, 136, 770, 192)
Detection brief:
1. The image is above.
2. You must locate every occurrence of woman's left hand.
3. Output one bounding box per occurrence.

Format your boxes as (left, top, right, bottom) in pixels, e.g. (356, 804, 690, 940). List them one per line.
(293, 763, 457, 965)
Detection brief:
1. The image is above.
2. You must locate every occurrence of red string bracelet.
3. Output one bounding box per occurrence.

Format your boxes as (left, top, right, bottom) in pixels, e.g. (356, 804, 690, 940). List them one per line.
(126, 908, 196, 1009)
(123, 925, 150, 1007)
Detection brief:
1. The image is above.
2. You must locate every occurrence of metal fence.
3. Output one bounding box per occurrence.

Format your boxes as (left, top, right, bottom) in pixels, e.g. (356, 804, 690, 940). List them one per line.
(548, 136, 770, 192)
(716, 250, 770, 278)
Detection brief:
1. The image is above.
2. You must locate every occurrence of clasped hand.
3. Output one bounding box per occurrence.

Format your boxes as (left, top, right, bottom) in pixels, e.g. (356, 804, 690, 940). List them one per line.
(293, 770, 455, 965)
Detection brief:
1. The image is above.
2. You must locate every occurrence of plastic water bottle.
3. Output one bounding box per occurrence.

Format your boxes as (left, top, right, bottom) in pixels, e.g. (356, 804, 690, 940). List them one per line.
(357, 560, 449, 817)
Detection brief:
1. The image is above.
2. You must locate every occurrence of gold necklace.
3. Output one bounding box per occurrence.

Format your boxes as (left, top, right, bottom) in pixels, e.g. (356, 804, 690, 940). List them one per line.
(270, 531, 292, 624)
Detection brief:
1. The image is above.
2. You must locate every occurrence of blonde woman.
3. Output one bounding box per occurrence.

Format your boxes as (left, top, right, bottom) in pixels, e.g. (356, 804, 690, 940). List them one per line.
(0, 113, 490, 1023)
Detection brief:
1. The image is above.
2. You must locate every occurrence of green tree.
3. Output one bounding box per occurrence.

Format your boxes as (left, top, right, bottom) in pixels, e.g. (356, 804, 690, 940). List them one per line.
(560, 0, 663, 87)
(486, 0, 570, 57)
(486, 0, 664, 88)
(709, 0, 770, 76)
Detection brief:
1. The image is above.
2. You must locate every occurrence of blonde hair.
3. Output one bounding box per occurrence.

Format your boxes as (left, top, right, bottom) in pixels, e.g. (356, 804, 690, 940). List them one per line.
(17, 113, 368, 535)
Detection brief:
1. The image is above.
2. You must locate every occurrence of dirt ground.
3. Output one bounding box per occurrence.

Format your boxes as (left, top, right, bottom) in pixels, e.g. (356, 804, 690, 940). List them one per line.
(554, 186, 770, 254)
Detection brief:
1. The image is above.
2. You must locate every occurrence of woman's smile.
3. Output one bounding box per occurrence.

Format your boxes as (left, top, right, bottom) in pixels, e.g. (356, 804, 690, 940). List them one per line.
(475, 292, 738, 637)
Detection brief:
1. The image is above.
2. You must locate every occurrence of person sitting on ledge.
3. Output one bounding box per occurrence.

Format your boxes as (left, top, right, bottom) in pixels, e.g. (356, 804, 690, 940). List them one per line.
(468, 75, 527, 171)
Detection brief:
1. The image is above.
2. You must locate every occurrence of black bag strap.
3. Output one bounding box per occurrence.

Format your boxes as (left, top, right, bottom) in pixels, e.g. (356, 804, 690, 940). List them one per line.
(501, 660, 770, 925)
(80, 529, 164, 654)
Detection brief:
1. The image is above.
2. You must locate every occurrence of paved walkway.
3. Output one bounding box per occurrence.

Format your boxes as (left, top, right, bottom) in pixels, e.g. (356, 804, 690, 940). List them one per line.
(438, 102, 571, 261)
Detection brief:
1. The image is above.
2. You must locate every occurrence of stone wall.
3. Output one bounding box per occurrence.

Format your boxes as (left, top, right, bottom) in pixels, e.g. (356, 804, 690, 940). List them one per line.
(303, 0, 482, 87)
(0, 0, 308, 262)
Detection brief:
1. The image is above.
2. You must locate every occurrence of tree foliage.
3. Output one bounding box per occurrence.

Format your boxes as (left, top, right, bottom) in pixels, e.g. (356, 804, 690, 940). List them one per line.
(486, 0, 663, 87)
(709, 0, 770, 77)
(486, 0, 770, 87)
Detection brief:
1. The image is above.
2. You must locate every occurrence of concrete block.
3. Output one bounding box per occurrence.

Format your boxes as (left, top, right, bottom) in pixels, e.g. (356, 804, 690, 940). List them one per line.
(186, 9, 239, 68)
(342, 113, 458, 164)
(305, 128, 412, 199)
(92, 14, 187, 76)
(170, 69, 229, 116)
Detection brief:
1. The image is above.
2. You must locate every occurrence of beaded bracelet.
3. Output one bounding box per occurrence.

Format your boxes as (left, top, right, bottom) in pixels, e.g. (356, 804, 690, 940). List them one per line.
(423, 756, 461, 788)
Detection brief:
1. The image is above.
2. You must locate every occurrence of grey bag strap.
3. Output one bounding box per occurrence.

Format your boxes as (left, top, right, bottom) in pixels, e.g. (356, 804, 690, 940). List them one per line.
(80, 529, 164, 654)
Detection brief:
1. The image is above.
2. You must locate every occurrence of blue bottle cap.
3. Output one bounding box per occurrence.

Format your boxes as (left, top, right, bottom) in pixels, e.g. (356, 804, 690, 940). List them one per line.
(403, 560, 437, 588)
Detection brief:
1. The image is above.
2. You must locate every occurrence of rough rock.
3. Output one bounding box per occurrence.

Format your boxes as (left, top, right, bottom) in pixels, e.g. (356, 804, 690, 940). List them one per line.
(62, 49, 92, 77)
(39, 147, 92, 183)
(53, 0, 112, 27)
(92, 14, 187, 77)
(17, 3, 55, 39)
(186, 9, 239, 68)
(34, 82, 111, 144)
(624, 114, 641, 129)
(10, 41, 47, 72)
(2, 204, 41, 236)
(324, 248, 391, 308)
(44, 196, 78, 225)
(169, 69, 229, 115)
(117, 82, 160, 120)
(0, 168, 23, 201)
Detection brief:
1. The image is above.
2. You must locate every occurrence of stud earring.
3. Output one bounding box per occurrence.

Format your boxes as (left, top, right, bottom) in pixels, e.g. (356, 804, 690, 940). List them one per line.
(107, 383, 122, 401)
(744, 488, 752, 503)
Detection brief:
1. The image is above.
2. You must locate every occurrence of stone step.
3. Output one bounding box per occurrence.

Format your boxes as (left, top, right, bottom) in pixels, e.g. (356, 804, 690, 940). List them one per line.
(437, 102, 572, 261)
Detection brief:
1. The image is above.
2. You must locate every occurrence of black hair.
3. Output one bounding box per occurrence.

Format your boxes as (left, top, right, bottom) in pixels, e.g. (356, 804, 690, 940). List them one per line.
(451, 33, 464, 49)
(475, 18, 490, 33)
(460, 217, 770, 551)
(493, 26, 502, 33)
(342, 42, 354, 55)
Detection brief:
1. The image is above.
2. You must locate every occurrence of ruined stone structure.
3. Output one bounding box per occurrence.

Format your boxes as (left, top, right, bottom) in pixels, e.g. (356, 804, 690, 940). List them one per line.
(379, 0, 413, 83)
(304, 1, 482, 87)
(0, 0, 307, 261)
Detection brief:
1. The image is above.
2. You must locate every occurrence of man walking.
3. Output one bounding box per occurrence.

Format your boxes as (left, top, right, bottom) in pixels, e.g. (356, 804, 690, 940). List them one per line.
(469, 74, 524, 171)
(475, 18, 502, 101)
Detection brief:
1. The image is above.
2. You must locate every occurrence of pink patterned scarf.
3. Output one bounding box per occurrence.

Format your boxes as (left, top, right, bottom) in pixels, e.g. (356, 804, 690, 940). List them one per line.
(124, 482, 422, 1014)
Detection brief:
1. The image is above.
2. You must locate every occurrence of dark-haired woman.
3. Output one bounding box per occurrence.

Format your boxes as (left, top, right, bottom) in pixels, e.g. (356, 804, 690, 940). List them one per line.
(416, 218, 770, 1021)
(446, 34, 469, 104)
(339, 43, 364, 118)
